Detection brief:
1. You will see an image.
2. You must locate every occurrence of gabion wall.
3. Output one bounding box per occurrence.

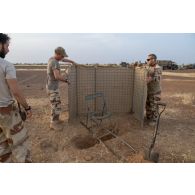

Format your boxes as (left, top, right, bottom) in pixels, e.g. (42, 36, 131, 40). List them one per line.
(132, 68, 147, 127)
(68, 65, 147, 127)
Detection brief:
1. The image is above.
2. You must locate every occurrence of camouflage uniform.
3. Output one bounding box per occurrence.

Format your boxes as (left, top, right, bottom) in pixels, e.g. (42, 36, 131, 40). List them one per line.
(146, 64, 162, 121)
(0, 57, 30, 163)
(48, 89, 62, 122)
(0, 105, 30, 162)
(46, 57, 62, 122)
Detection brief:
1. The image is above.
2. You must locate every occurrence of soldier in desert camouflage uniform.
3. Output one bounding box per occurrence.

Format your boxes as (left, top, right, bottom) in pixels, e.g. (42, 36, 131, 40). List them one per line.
(145, 54, 162, 126)
(46, 47, 76, 131)
(0, 33, 32, 163)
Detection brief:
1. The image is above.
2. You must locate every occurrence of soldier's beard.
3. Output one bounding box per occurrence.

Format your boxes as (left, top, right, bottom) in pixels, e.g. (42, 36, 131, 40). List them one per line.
(0, 47, 6, 58)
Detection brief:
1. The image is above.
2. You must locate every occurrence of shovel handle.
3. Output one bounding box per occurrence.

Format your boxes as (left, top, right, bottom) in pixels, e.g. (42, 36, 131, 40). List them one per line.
(148, 101, 166, 156)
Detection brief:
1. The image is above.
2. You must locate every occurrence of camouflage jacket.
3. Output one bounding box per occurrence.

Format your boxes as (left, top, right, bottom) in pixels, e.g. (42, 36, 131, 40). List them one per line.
(146, 64, 162, 95)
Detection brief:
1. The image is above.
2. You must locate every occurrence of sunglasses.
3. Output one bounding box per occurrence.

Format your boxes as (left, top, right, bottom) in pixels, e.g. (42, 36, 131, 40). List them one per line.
(147, 58, 154, 62)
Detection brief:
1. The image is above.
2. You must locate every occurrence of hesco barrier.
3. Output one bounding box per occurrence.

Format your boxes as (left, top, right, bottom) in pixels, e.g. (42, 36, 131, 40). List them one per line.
(68, 65, 147, 127)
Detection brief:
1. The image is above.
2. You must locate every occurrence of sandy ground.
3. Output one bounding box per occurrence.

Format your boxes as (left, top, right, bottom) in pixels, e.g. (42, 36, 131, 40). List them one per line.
(16, 69, 195, 163)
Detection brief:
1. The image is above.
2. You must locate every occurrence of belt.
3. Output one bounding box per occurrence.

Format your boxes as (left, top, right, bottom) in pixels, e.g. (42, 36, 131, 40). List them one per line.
(0, 104, 14, 115)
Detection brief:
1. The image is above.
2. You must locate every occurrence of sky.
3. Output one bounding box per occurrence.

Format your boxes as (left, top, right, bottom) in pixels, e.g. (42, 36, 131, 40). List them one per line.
(6, 33, 195, 65)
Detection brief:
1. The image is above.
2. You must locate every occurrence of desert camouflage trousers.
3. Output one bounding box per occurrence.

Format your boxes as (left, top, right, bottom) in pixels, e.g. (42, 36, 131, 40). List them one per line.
(47, 89, 62, 122)
(146, 93, 161, 121)
(0, 105, 30, 163)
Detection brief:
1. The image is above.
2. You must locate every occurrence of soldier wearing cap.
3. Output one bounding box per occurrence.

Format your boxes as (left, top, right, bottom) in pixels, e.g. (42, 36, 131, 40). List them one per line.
(46, 47, 76, 131)
(145, 54, 162, 126)
(0, 33, 32, 163)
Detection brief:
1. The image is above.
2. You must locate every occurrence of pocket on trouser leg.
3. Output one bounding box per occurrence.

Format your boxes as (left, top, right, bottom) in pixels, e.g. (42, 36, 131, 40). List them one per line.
(10, 111, 28, 147)
(52, 96, 61, 115)
(49, 90, 61, 122)
(0, 111, 29, 163)
(0, 113, 12, 140)
(0, 120, 12, 163)
(7, 110, 29, 162)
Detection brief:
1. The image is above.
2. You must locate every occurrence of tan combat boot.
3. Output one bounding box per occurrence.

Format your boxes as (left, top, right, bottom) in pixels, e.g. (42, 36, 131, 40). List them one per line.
(50, 121, 64, 131)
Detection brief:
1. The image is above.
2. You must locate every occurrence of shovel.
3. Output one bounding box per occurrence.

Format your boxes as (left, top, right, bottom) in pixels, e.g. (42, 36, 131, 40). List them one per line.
(145, 101, 166, 162)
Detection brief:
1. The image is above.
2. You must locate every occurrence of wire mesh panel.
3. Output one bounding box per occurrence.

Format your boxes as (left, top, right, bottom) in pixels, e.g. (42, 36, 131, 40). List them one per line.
(68, 65, 147, 127)
(96, 66, 134, 113)
(68, 65, 77, 121)
(76, 66, 96, 114)
(132, 67, 147, 127)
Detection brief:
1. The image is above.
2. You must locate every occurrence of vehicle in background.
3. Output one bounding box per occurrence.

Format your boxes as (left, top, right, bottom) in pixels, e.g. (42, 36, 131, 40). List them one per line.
(157, 60, 178, 70)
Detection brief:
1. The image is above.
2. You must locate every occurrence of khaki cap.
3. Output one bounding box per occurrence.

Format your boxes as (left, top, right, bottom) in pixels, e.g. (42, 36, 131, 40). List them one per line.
(55, 47, 68, 57)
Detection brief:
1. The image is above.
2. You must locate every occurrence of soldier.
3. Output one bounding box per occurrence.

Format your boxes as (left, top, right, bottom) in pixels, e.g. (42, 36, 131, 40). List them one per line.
(46, 47, 76, 131)
(0, 33, 32, 163)
(145, 54, 162, 126)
